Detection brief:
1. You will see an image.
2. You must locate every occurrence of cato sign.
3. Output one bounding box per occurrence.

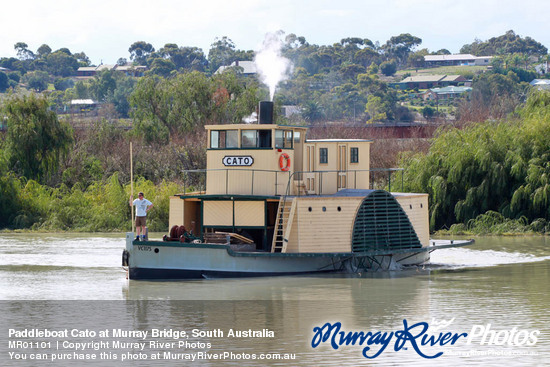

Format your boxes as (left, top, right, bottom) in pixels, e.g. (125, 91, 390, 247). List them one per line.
(222, 156, 254, 167)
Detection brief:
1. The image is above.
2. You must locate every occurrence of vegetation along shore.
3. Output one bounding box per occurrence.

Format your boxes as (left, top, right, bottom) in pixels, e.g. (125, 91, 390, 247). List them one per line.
(1, 30, 550, 235)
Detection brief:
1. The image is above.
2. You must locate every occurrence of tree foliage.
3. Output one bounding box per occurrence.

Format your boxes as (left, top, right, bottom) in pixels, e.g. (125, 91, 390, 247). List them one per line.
(3, 94, 73, 182)
(130, 70, 260, 143)
(401, 90, 550, 230)
(128, 41, 155, 65)
(460, 30, 548, 56)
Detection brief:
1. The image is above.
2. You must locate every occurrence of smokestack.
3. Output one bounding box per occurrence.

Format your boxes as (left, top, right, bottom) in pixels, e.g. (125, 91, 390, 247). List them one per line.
(258, 101, 274, 124)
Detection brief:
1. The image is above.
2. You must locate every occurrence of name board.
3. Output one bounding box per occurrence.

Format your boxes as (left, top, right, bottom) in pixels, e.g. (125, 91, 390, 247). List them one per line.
(222, 156, 254, 166)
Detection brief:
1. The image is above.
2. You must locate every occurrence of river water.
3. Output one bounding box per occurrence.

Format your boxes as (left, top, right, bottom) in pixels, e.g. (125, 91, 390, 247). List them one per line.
(1, 233, 549, 366)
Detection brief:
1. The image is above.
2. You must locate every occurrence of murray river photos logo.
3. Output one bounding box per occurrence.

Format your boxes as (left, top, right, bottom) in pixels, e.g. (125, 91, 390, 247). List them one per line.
(310, 318, 539, 359)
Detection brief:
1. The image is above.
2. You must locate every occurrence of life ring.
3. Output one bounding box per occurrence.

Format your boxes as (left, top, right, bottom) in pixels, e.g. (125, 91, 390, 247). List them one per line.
(279, 153, 291, 171)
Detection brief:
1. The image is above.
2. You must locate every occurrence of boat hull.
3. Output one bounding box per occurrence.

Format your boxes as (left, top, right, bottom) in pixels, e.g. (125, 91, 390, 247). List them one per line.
(124, 234, 472, 280)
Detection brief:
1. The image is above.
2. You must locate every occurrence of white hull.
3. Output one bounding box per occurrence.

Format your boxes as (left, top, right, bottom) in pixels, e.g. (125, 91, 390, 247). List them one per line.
(123, 234, 468, 280)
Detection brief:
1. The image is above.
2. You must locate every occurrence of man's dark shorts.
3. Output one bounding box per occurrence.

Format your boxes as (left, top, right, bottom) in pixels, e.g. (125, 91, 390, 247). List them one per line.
(135, 216, 147, 227)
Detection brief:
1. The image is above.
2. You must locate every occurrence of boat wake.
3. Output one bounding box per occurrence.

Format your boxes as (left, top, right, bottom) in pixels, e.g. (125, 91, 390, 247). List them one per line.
(429, 247, 550, 269)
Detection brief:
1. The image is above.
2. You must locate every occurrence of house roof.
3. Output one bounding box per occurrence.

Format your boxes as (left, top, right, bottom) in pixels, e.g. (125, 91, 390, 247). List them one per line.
(400, 75, 446, 83)
(530, 79, 550, 85)
(440, 75, 466, 82)
(216, 60, 257, 75)
(425, 54, 493, 62)
(96, 64, 115, 71)
(71, 99, 97, 105)
(115, 64, 147, 71)
(429, 86, 472, 94)
(425, 54, 476, 62)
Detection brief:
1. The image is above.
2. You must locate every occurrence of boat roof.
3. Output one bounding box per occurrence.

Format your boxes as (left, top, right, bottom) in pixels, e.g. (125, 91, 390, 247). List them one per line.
(288, 189, 427, 198)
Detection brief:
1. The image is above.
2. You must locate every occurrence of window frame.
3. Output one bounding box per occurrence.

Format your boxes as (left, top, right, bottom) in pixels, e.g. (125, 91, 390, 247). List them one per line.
(350, 147, 359, 164)
(319, 147, 328, 164)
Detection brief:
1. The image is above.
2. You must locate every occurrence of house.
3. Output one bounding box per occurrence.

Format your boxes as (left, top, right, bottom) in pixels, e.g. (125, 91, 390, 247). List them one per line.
(424, 54, 492, 67)
(281, 105, 301, 118)
(69, 99, 99, 113)
(397, 75, 468, 90)
(114, 64, 147, 77)
(530, 79, 550, 90)
(534, 63, 550, 75)
(422, 86, 472, 101)
(215, 61, 257, 76)
(76, 64, 147, 79)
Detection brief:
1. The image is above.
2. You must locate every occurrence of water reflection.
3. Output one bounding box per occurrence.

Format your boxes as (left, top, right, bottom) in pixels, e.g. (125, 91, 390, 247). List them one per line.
(1, 233, 549, 366)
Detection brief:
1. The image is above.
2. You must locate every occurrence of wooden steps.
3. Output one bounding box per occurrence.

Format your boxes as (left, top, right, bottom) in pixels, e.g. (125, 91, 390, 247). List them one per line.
(271, 197, 296, 253)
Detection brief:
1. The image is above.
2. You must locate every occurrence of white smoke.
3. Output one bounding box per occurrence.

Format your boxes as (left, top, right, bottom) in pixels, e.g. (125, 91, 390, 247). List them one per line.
(242, 111, 257, 124)
(254, 31, 293, 101)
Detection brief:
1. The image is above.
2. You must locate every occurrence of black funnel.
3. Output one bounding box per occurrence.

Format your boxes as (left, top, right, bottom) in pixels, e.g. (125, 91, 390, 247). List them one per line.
(258, 101, 274, 124)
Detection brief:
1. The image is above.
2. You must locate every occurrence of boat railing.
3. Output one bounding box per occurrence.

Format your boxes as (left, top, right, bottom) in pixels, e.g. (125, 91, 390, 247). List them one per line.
(286, 168, 404, 197)
(180, 168, 403, 197)
(181, 168, 290, 196)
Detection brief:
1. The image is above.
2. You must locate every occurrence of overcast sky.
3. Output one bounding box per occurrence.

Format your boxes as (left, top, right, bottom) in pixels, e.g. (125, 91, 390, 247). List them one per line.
(1, 0, 548, 65)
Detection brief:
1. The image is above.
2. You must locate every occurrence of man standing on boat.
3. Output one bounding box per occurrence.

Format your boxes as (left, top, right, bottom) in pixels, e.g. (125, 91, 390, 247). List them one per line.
(130, 192, 153, 241)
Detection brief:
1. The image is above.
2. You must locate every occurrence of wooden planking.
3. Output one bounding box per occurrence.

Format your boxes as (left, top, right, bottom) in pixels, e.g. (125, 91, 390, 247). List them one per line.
(206, 149, 293, 196)
(203, 201, 233, 226)
(169, 196, 185, 229)
(295, 197, 362, 253)
(394, 194, 429, 247)
(235, 201, 265, 227)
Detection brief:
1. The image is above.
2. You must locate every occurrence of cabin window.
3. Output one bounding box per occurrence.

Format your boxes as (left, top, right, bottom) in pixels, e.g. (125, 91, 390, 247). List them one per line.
(241, 129, 272, 148)
(241, 130, 257, 148)
(275, 130, 293, 149)
(350, 147, 359, 163)
(226, 130, 238, 148)
(210, 130, 238, 149)
(294, 131, 301, 143)
(319, 148, 328, 164)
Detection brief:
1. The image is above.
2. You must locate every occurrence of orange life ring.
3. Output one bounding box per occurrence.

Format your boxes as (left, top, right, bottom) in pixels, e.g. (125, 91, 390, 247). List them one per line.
(279, 153, 291, 171)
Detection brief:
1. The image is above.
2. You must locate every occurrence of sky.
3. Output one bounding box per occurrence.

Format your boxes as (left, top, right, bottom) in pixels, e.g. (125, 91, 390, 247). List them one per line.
(1, 0, 548, 65)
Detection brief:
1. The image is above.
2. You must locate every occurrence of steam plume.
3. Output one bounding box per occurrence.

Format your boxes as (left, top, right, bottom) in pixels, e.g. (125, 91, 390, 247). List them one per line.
(254, 32, 292, 101)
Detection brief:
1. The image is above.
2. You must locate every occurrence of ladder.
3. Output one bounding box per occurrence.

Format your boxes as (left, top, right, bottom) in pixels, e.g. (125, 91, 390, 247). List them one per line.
(271, 197, 296, 253)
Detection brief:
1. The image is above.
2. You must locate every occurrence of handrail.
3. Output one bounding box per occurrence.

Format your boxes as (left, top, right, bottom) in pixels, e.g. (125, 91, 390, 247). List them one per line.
(180, 167, 404, 197)
(286, 168, 404, 196)
(181, 168, 289, 196)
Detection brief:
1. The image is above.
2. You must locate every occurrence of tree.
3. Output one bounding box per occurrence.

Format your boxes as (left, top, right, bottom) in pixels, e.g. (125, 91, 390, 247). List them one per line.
(379, 60, 397, 76)
(301, 100, 325, 122)
(54, 77, 74, 91)
(422, 106, 436, 120)
(0, 71, 9, 92)
(14, 42, 35, 60)
(365, 95, 386, 122)
(148, 58, 176, 77)
(36, 44, 52, 58)
(3, 94, 73, 182)
(382, 33, 422, 66)
(129, 41, 155, 65)
(73, 52, 91, 66)
(46, 51, 79, 76)
(110, 75, 137, 118)
(89, 70, 117, 101)
(408, 48, 429, 68)
(208, 36, 237, 73)
(460, 30, 548, 56)
(24, 71, 49, 91)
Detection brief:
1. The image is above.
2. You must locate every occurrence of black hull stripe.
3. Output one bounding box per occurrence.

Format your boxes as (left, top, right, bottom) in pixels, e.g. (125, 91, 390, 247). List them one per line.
(129, 267, 336, 280)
